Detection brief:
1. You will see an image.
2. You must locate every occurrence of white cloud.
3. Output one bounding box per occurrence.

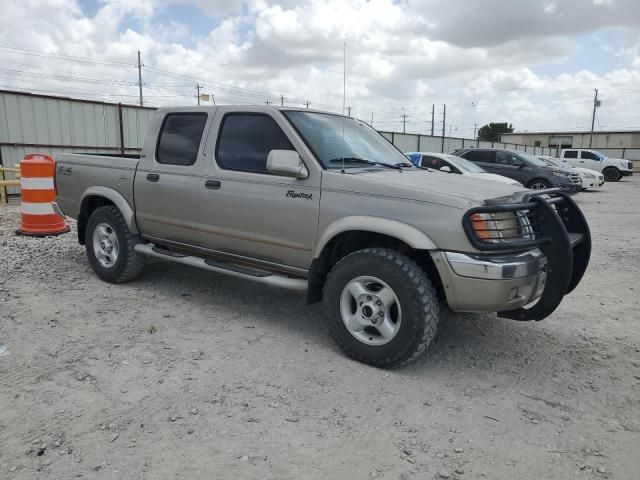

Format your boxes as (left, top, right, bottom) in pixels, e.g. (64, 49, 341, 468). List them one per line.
(0, 0, 638, 133)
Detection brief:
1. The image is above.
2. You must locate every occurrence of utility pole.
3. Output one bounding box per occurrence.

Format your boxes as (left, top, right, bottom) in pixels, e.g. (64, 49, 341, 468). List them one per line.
(195, 84, 203, 106)
(441, 104, 446, 153)
(347, 106, 351, 117)
(473, 123, 477, 140)
(370, 112, 374, 127)
(280, 94, 284, 106)
(137, 50, 143, 107)
(589, 88, 600, 148)
(265, 99, 271, 106)
(430, 104, 435, 136)
(305, 101, 309, 109)
(401, 111, 407, 133)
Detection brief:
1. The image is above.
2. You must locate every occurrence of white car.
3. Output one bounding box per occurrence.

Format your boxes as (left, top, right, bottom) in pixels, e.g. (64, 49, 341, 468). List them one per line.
(406, 152, 523, 187)
(538, 156, 604, 190)
(558, 149, 633, 182)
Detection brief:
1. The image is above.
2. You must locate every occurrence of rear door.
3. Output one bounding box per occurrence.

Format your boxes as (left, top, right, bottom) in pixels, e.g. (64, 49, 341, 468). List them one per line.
(460, 150, 497, 173)
(560, 149, 579, 168)
(134, 111, 210, 245)
(197, 109, 321, 270)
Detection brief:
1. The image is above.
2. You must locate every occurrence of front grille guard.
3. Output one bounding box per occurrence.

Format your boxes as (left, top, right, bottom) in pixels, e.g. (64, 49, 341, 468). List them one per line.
(462, 188, 591, 321)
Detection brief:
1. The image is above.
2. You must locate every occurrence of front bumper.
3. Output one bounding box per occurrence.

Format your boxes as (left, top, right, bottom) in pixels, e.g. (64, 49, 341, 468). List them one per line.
(556, 181, 582, 195)
(432, 249, 548, 312)
(437, 190, 591, 321)
(621, 170, 634, 177)
(582, 176, 604, 188)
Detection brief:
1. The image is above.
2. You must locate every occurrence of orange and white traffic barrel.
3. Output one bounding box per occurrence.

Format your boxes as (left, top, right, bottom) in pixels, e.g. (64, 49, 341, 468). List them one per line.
(17, 154, 69, 236)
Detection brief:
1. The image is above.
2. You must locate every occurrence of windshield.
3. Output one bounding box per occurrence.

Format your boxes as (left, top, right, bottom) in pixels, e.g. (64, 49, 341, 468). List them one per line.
(538, 157, 559, 167)
(517, 151, 550, 167)
(443, 154, 486, 173)
(283, 111, 412, 169)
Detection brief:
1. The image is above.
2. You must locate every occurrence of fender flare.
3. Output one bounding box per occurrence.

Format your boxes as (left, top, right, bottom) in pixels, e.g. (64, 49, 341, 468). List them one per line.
(79, 186, 139, 234)
(314, 215, 437, 258)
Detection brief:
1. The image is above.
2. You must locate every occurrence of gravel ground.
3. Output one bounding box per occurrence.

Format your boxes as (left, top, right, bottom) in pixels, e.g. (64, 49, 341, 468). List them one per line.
(1, 178, 639, 480)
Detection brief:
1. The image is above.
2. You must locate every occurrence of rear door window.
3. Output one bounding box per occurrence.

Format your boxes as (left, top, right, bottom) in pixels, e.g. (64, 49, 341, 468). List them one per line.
(216, 114, 295, 174)
(462, 150, 494, 164)
(156, 113, 208, 165)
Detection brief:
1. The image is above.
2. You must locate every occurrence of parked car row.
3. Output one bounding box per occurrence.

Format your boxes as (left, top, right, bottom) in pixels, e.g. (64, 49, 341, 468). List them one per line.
(406, 146, 631, 193)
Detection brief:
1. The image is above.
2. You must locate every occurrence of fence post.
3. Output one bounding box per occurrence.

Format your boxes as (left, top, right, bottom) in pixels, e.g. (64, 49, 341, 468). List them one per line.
(417, 135, 421, 152)
(391, 131, 395, 146)
(118, 103, 125, 157)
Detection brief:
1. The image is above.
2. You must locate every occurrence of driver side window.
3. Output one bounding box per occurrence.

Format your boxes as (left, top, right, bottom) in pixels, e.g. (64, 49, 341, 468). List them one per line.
(495, 151, 521, 166)
(581, 151, 600, 160)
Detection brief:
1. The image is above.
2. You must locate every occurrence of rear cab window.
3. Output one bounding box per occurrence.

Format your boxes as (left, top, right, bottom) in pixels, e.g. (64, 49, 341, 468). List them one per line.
(563, 150, 578, 159)
(156, 113, 208, 166)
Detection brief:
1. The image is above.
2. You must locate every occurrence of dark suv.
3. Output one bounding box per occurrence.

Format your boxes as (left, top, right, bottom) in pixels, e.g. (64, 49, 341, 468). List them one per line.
(453, 148, 582, 193)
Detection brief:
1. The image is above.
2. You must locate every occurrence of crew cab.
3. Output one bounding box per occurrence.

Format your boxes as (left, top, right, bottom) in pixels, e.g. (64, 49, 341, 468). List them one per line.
(454, 148, 582, 193)
(53, 106, 591, 368)
(558, 149, 633, 182)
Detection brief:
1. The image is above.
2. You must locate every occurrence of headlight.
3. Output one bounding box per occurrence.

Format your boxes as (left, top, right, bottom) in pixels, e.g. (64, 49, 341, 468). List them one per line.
(469, 211, 534, 244)
(583, 172, 596, 178)
(552, 171, 570, 178)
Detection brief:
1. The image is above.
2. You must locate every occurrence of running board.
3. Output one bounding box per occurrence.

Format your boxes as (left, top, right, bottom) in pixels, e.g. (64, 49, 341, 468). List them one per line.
(134, 244, 307, 291)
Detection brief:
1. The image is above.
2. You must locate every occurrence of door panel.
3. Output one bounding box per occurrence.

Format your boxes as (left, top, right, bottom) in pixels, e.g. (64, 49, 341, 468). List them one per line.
(197, 109, 321, 270)
(134, 112, 209, 244)
(578, 151, 602, 171)
(199, 173, 320, 268)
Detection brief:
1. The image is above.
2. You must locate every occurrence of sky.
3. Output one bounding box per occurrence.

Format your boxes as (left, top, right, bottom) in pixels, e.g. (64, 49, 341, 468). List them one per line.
(0, 0, 639, 136)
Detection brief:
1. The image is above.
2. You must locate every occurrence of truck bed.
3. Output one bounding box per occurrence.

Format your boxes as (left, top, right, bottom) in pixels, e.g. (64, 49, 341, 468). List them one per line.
(55, 153, 139, 220)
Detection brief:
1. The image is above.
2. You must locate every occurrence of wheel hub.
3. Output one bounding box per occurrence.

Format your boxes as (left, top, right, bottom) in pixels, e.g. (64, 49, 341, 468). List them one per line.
(92, 222, 120, 269)
(340, 276, 402, 346)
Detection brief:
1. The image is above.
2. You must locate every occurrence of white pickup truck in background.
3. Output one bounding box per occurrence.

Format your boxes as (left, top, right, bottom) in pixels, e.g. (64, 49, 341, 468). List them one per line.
(558, 149, 634, 182)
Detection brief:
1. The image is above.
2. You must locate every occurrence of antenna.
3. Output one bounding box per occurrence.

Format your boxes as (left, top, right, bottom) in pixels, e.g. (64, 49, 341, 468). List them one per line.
(341, 42, 346, 173)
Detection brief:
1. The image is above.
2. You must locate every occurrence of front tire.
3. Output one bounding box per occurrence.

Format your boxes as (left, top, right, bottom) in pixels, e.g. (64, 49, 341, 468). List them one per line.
(322, 248, 440, 368)
(603, 167, 620, 182)
(85, 205, 144, 283)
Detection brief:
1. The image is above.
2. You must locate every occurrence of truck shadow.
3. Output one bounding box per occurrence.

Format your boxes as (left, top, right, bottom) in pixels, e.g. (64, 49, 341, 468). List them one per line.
(137, 259, 593, 379)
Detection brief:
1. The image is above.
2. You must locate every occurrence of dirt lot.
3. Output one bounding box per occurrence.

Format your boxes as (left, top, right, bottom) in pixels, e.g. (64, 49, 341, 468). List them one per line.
(1, 178, 639, 480)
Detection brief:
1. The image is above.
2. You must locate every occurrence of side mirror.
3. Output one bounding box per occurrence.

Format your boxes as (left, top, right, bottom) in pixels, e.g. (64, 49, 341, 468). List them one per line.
(439, 165, 452, 173)
(266, 150, 309, 179)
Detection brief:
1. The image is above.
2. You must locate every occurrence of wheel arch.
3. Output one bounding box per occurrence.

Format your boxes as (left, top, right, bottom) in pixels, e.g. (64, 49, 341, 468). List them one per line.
(307, 217, 442, 304)
(77, 187, 138, 245)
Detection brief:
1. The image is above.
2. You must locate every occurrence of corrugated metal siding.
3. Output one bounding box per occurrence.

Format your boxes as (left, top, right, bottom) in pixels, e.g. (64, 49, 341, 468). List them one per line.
(0, 91, 156, 196)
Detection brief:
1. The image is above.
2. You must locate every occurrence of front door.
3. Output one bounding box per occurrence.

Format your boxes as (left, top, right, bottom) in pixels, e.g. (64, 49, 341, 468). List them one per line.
(197, 110, 321, 270)
(579, 150, 602, 171)
(493, 151, 530, 184)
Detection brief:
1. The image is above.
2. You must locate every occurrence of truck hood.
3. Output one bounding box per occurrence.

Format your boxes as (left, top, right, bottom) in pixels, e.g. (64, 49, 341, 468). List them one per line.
(607, 157, 633, 170)
(322, 168, 525, 209)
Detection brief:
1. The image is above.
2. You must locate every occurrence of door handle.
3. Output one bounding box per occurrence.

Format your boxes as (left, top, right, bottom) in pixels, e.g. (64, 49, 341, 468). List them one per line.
(205, 179, 222, 190)
(146, 173, 160, 182)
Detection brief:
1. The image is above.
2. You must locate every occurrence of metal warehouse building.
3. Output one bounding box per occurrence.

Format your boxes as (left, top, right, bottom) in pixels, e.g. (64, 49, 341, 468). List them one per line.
(500, 130, 640, 159)
(0, 90, 155, 194)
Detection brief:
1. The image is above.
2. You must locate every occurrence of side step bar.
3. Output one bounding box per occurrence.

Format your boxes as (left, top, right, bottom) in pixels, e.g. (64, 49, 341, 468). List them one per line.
(134, 244, 307, 291)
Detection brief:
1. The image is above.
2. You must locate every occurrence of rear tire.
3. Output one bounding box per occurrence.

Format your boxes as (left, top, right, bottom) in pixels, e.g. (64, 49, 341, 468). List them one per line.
(603, 167, 620, 182)
(528, 179, 551, 190)
(85, 205, 144, 283)
(322, 248, 440, 368)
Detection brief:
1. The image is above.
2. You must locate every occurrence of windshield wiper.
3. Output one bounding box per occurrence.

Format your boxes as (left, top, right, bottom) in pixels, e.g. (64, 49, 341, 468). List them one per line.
(328, 157, 402, 170)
